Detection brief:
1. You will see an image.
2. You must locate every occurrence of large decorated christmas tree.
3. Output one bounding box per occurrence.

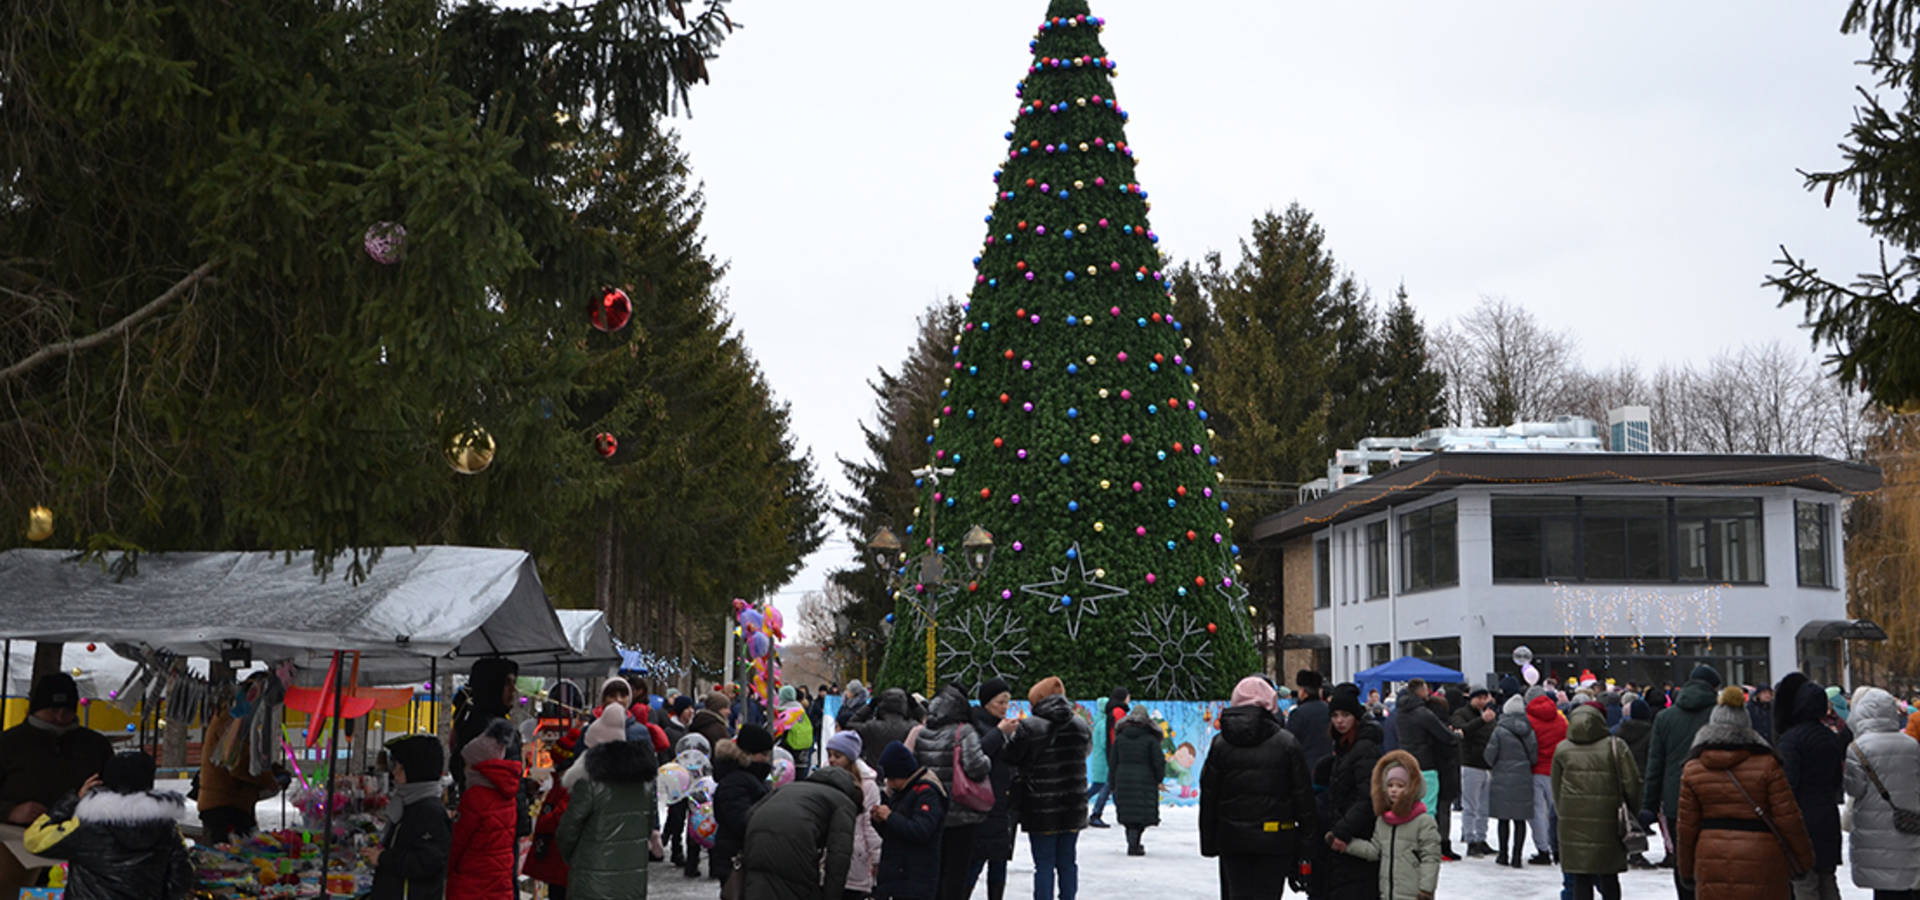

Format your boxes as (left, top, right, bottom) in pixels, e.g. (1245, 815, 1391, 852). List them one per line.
(877, 0, 1256, 700)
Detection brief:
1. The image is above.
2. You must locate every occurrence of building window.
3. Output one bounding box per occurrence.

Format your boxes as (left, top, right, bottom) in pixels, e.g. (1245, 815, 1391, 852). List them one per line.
(1368, 642, 1392, 668)
(1401, 637, 1462, 676)
(1675, 498, 1764, 584)
(1489, 495, 1765, 585)
(1400, 501, 1458, 593)
(1583, 498, 1671, 582)
(1314, 538, 1331, 609)
(1491, 497, 1579, 581)
(1795, 501, 1833, 588)
(1366, 520, 1389, 599)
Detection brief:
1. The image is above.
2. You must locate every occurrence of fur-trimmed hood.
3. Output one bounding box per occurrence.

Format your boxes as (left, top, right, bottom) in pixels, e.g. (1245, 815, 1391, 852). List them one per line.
(1688, 716, 1771, 763)
(562, 737, 657, 790)
(1369, 749, 1425, 818)
(75, 789, 184, 826)
(713, 736, 751, 768)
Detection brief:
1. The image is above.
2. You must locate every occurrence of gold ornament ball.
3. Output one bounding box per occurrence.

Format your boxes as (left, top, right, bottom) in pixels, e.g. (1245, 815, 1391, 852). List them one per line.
(26, 505, 53, 542)
(1100, 479, 1111, 490)
(1090, 434, 1101, 444)
(1098, 389, 1109, 399)
(446, 427, 496, 475)
(1094, 521, 1105, 532)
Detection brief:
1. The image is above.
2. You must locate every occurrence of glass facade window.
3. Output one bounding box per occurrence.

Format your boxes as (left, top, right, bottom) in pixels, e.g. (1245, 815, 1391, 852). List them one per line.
(1492, 635, 1771, 692)
(1674, 498, 1764, 584)
(1490, 495, 1765, 585)
(1366, 520, 1389, 599)
(1401, 636, 1462, 677)
(1368, 642, 1392, 668)
(1795, 501, 1834, 588)
(1315, 538, 1331, 609)
(1400, 501, 1458, 593)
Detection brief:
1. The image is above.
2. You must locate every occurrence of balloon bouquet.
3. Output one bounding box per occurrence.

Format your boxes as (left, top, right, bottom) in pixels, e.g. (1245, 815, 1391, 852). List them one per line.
(659, 738, 720, 849)
(731, 599, 796, 789)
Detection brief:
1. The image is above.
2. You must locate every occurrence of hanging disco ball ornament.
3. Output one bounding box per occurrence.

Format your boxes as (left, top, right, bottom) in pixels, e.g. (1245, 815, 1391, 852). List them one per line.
(594, 432, 619, 458)
(445, 426, 496, 475)
(26, 505, 53, 542)
(363, 222, 406, 264)
(590, 286, 632, 332)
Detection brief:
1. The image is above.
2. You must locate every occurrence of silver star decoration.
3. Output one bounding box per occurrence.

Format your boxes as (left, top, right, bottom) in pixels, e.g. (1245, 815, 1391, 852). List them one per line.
(1019, 542, 1128, 640)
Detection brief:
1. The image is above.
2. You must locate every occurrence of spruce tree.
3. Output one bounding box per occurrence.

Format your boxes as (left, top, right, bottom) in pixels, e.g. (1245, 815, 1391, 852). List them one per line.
(875, 0, 1256, 699)
(1376, 285, 1449, 435)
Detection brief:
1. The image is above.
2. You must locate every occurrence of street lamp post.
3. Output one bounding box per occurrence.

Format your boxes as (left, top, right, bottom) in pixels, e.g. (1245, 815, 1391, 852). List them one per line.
(868, 467, 994, 695)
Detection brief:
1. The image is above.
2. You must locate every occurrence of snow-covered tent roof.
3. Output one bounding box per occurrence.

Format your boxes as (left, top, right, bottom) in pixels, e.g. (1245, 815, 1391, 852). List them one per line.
(0, 547, 571, 671)
(536, 609, 620, 679)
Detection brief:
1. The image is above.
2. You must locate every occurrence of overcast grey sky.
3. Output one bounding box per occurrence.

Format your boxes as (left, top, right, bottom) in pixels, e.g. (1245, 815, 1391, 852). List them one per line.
(670, 2, 1880, 618)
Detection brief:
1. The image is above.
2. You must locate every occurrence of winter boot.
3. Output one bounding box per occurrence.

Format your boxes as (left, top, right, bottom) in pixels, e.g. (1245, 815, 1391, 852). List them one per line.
(1089, 816, 1111, 829)
(1441, 839, 1461, 862)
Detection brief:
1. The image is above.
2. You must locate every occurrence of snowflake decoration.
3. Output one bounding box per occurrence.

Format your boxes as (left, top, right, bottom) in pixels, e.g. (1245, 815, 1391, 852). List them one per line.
(1019, 543, 1128, 640)
(937, 604, 1031, 688)
(1127, 604, 1214, 699)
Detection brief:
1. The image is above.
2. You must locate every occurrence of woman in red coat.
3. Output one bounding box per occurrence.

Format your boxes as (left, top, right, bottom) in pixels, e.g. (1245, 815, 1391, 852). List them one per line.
(448, 719, 523, 900)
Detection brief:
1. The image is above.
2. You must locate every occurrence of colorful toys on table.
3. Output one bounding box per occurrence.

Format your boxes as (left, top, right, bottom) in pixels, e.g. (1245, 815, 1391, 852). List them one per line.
(190, 828, 374, 897)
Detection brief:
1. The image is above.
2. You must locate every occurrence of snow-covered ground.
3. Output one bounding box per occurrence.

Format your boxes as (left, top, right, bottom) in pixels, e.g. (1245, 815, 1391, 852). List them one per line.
(163, 779, 1877, 900)
(641, 803, 1878, 900)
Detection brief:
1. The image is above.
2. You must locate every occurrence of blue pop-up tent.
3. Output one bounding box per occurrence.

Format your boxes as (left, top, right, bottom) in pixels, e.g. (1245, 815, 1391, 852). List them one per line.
(1355, 656, 1466, 698)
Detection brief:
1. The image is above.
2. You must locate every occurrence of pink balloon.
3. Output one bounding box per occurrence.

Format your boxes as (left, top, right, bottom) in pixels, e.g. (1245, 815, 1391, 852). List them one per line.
(765, 606, 785, 633)
(1522, 663, 1541, 686)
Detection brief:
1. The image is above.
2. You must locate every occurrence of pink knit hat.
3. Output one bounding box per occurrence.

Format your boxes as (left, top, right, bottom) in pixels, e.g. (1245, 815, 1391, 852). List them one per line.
(1231, 676, 1277, 712)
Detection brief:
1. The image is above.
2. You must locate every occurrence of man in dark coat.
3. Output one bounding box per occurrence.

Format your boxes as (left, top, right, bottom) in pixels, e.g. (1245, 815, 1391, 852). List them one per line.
(1392, 679, 1460, 857)
(691, 691, 733, 747)
(1773, 672, 1849, 897)
(967, 678, 1019, 899)
(855, 688, 918, 771)
(1201, 676, 1317, 899)
(1746, 684, 1775, 743)
(711, 726, 775, 882)
(449, 657, 518, 792)
(1452, 687, 1498, 857)
(1284, 670, 1333, 775)
(1638, 664, 1720, 894)
(0, 673, 114, 826)
(739, 766, 860, 900)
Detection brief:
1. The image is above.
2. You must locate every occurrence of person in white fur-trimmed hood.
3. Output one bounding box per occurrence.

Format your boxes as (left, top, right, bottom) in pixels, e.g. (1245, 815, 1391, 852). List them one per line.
(24, 750, 194, 900)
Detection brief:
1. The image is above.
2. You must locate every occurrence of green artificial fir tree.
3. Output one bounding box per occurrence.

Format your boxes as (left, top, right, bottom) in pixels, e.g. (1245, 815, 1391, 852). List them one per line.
(876, 0, 1257, 699)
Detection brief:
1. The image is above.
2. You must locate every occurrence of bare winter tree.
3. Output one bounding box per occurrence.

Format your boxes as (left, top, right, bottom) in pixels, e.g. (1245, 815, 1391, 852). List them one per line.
(1427, 323, 1475, 427)
(1439, 297, 1578, 426)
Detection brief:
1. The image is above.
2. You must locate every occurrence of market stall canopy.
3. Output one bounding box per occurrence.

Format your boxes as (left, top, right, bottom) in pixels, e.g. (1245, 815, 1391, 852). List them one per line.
(1354, 655, 1466, 697)
(0, 547, 571, 666)
(543, 609, 620, 679)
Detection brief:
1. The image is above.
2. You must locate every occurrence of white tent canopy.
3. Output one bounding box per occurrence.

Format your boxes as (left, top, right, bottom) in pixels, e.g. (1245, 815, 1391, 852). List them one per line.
(0, 547, 571, 672)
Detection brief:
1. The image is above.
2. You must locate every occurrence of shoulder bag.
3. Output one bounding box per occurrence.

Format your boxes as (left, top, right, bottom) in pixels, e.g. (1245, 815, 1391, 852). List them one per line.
(1610, 738, 1650, 854)
(949, 724, 996, 812)
(1849, 743, 1920, 835)
(1721, 770, 1810, 877)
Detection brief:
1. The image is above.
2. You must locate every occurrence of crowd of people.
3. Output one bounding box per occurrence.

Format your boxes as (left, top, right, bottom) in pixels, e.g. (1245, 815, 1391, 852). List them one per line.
(5, 659, 1920, 900)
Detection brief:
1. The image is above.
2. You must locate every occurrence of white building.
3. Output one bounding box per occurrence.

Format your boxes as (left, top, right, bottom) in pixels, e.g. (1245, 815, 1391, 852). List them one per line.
(1256, 449, 1883, 690)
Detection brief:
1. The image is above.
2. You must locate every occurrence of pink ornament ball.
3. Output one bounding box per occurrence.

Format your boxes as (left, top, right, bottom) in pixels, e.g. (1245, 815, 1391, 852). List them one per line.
(1110, 306, 1121, 316)
(933, 492, 944, 502)
(1023, 402, 1034, 412)
(1017, 449, 1029, 459)
(1001, 589, 1013, 599)
(1116, 352, 1128, 362)
(1121, 433, 1133, 444)
(1135, 526, 1147, 536)
(1131, 481, 1143, 492)
(1120, 389, 1133, 400)
(1145, 573, 1157, 584)
(1012, 541, 1024, 552)
(1098, 218, 1110, 228)
(1029, 314, 1041, 324)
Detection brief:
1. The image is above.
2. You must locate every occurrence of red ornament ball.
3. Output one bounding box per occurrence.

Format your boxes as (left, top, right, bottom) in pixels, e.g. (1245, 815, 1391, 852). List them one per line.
(980, 488, 992, 499)
(993, 437, 1004, 448)
(86, 643, 97, 652)
(591, 287, 632, 332)
(1207, 622, 1218, 634)
(1195, 576, 1208, 587)
(594, 432, 619, 458)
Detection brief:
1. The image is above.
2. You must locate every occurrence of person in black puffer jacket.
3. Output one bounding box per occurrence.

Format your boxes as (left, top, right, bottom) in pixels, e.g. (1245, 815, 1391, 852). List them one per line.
(1318, 686, 1382, 900)
(1773, 672, 1850, 899)
(1450, 687, 1498, 857)
(1005, 677, 1090, 900)
(711, 727, 775, 882)
(24, 751, 194, 900)
(1201, 676, 1317, 899)
(911, 685, 991, 900)
(856, 688, 918, 772)
(967, 679, 1020, 900)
